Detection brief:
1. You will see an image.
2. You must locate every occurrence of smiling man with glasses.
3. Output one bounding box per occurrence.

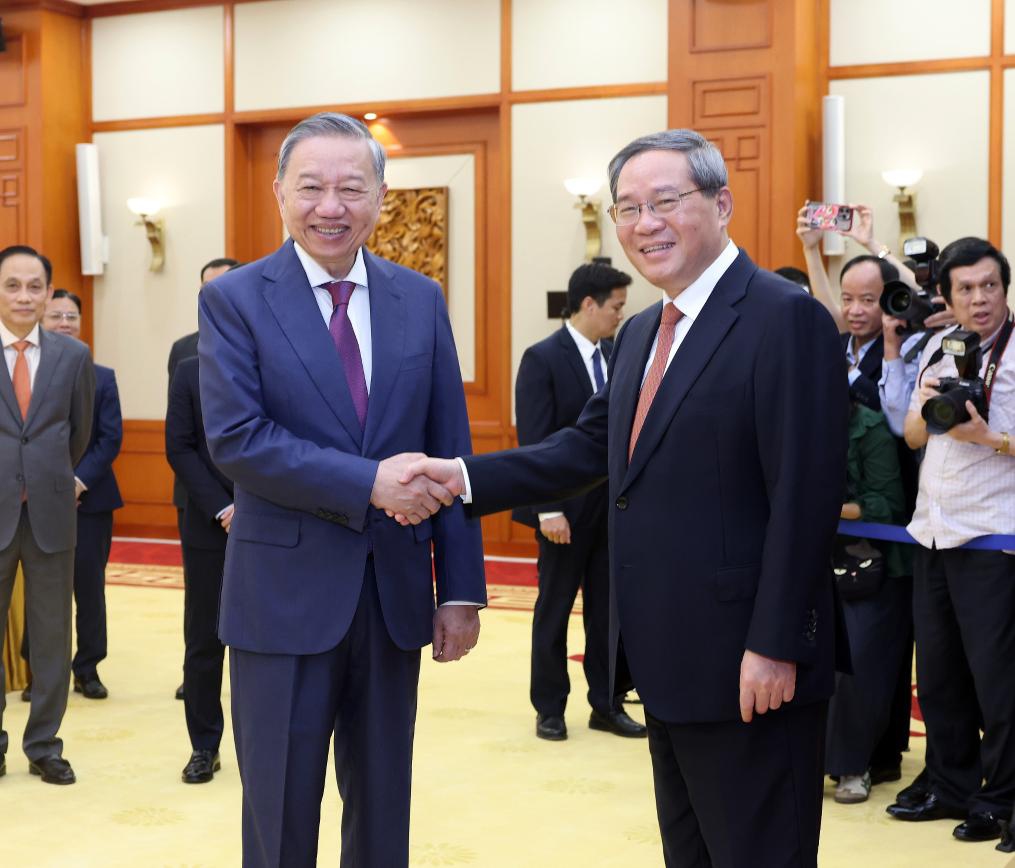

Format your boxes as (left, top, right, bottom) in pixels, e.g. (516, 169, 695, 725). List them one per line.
(402, 128, 849, 867)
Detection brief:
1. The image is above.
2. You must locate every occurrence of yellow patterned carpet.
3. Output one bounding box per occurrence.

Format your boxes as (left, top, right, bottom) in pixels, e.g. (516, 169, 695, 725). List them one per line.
(3, 581, 1013, 868)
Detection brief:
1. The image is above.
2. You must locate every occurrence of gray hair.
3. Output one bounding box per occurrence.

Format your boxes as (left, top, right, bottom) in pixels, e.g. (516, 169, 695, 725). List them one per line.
(276, 112, 386, 183)
(607, 129, 727, 201)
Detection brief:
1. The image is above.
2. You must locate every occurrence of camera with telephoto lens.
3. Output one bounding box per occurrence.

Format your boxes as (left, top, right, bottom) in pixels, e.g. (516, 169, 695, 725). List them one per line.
(921, 329, 988, 433)
(880, 236, 946, 334)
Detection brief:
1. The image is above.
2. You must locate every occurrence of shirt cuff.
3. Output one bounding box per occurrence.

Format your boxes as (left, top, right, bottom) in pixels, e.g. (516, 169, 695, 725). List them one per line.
(439, 601, 484, 607)
(74, 476, 87, 490)
(215, 504, 233, 520)
(455, 457, 473, 504)
(537, 512, 565, 521)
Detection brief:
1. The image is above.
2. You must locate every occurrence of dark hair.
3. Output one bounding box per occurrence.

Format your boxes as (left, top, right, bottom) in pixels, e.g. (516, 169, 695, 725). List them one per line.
(200, 257, 241, 284)
(840, 255, 898, 288)
(937, 236, 1011, 303)
(566, 262, 632, 315)
(774, 266, 809, 289)
(51, 288, 82, 313)
(608, 129, 727, 202)
(0, 245, 50, 283)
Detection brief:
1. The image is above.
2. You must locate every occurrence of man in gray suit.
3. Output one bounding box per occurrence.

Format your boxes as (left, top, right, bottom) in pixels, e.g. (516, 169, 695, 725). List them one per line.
(0, 245, 94, 785)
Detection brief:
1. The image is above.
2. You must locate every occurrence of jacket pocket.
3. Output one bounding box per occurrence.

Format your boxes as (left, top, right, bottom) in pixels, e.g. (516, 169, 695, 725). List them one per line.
(231, 513, 300, 548)
(715, 564, 760, 601)
(401, 352, 431, 371)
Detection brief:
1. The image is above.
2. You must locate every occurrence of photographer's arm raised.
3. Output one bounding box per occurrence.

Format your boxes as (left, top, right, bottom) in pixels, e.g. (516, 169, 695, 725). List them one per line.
(844, 205, 918, 288)
(796, 204, 846, 332)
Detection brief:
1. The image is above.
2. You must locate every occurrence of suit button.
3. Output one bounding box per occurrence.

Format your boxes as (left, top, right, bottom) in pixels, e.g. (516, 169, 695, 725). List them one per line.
(20, 436, 28, 444)
(337, 514, 348, 525)
(615, 496, 628, 511)
(16, 473, 23, 482)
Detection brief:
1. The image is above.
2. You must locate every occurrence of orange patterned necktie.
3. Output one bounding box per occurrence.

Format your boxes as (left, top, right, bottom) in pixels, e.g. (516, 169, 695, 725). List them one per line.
(12, 339, 31, 420)
(628, 303, 683, 461)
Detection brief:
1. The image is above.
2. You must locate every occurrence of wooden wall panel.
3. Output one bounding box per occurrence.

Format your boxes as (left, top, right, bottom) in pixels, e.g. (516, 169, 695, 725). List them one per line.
(0, 37, 27, 107)
(112, 420, 176, 539)
(690, 0, 772, 53)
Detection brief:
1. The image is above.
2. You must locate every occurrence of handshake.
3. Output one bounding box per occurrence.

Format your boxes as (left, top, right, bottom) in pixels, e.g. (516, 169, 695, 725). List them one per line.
(369, 453, 467, 526)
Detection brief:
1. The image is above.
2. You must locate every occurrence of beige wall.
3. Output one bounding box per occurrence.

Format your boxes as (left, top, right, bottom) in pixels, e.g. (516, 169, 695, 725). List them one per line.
(511, 95, 668, 417)
(829, 0, 990, 66)
(382, 154, 476, 382)
(512, 0, 666, 91)
(91, 7, 224, 122)
(1003, 68, 1015, 255)
(827, 72, 989, 263)
(234, 0, 500, 111)
(92, 126, 226, 419)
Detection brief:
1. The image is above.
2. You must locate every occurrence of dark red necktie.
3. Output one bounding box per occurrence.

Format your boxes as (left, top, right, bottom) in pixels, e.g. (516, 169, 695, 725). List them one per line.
(325, 281, 368, 429)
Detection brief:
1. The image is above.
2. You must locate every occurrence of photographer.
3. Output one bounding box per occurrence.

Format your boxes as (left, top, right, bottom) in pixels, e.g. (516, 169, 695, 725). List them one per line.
(887, 237, 1015, 844)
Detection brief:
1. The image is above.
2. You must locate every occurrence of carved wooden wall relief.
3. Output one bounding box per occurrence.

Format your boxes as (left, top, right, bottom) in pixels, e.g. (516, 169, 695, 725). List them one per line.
(368, 186, 449, 296)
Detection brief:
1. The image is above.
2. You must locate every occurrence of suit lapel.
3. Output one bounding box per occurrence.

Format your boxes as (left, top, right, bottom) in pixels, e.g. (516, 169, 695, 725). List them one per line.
(261, 242, 363, 449)
(0, 350, 19, 425)
(620, 251, 754, 492)
(25, 329, 64, 430)
(361, 251, 405, 453)
(557, 327, 593, 399)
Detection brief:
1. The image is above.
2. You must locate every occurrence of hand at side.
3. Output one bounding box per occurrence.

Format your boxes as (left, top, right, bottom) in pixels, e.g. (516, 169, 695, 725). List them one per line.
(739, 649, 796, 723)
(432, 605, 481, 663)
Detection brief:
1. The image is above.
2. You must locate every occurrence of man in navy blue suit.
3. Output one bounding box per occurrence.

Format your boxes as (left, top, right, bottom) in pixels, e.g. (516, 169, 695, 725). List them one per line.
(198, 113, 485, 867)
(23, 289, 122, 700)
(404, 130, 848, 867)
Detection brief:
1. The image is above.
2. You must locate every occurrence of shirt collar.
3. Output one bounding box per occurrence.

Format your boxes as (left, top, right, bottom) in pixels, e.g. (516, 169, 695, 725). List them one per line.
(564, 320, 601, 361)
(0, 319, 40, 349)
(293, 243, 369, 290)
(668, 238, 739, 321)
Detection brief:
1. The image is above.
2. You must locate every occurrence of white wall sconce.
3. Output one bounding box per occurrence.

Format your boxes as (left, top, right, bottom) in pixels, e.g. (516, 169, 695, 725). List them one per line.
(881, 169, 923, 251)
(126, 197, 165, 272)
(564, 177, 602, 261)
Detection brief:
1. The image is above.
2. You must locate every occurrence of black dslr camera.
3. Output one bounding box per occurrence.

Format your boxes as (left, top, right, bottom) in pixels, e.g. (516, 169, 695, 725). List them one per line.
(880, 237, 946, 334)
(921, 329, 988, 434)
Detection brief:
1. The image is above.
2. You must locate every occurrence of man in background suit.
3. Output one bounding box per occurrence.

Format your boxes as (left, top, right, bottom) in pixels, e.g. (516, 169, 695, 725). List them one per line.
(514, 261, 644, 741)
(0, 246, 94, 785)
(166, 256, 238, 702)
(404, 130, 848, 867)
(198, 113, 485, 867)
(166, 355, 233, 784)
(21, 290, 122, 700)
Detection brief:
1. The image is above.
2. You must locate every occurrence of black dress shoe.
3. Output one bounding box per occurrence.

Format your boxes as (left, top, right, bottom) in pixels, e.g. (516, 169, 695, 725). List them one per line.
(953, 813, 1005, 842)
(73, 675, 108, 700)
(997, 818, 1014, 852)
(175, 683, 185, 701)
(870, 763, 902, 785)
(535, 714, 567, 741)
(21, 685, 31, 702)
(29, 755, 76, 785)
(589, 708, 648, 738)
(182, 750, 221, 784)
(894, 768, 930, 808)
(886, 793, 965, 822)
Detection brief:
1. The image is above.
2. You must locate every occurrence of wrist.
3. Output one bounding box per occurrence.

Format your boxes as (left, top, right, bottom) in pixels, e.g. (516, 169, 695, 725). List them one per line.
(995, 431, 1011, 455)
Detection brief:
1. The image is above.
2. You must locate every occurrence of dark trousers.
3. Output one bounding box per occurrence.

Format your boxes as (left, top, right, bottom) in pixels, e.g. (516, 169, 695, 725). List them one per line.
(914, 546, 1015, 816)
(531, 524, 626, 716)
(0, 504, 73, 760)
(230, 560, 421, 868)
(182, 543, 226, 752)
(21, 510, 113, 680)
(869, 618, 915, 773)
(647, 700, 827, 868)
(826, 575, 912, 775)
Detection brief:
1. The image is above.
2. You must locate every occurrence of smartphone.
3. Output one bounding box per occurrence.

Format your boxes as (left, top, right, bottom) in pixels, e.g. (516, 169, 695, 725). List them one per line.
(805, 202, 853, 232)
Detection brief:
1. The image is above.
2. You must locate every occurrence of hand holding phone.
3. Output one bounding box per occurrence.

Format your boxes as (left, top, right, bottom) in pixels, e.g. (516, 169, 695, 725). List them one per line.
(804, 202, 853, 232)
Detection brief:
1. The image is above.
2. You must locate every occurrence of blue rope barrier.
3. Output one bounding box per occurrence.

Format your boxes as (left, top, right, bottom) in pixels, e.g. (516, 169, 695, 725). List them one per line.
(838, 520, 1015, 551)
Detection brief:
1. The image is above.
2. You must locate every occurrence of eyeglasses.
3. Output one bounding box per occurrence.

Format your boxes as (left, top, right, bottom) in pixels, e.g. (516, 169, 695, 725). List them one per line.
(45, 312, 80, 323)
(608, 188, 715, 226)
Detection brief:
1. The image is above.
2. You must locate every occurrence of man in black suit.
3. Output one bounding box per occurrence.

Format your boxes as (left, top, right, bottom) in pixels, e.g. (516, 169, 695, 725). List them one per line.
(403, 130, 848, 867)
(22, 290, 123, 700)
(166, 355, 233, 783)
(514, 261, 643, 741)
(166, 257, 238, 701)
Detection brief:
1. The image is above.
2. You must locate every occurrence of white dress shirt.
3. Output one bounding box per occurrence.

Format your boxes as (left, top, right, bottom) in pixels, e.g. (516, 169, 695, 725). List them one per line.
(294, 243, 373, 391)
(1, 320, 42, 388)
(639, 238, 740, 386)
(845, 335, 877, 387)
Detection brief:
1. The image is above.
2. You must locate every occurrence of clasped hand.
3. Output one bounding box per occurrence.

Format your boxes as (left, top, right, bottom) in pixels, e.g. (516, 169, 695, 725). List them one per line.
(370, 453, 462, 525)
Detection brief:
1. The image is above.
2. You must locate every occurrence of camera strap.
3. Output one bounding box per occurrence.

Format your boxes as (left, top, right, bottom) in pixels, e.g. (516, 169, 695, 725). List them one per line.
(983, 311, 1014, 410)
